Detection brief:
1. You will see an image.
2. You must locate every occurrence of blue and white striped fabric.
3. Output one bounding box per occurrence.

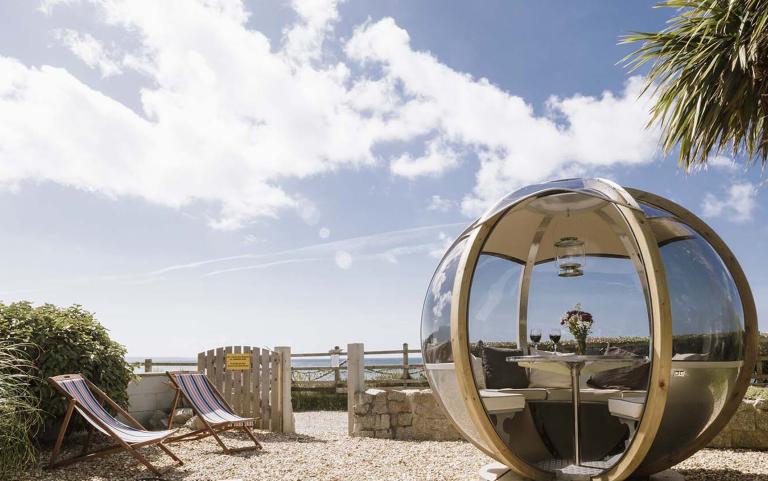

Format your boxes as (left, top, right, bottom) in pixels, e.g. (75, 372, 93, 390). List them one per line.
(57, 378, 175, 444)
(175, 373, 253, 426)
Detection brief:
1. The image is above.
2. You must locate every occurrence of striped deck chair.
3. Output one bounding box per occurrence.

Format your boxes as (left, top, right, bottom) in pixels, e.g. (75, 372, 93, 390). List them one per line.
(165, 372, 262, 453)
(47, 374, 183, 474)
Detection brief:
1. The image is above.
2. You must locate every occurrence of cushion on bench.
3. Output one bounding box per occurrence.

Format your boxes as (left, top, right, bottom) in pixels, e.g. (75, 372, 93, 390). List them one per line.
(496, 388, 548, 401)
(481, 346, 528, 389)
(479, 390, 526, 414)
(608, 396, 645, 421)
(545, 388, 621, 402)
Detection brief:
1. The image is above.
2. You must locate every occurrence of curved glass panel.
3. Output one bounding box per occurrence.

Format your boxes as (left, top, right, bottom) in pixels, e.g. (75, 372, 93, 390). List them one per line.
(477, 178, 641, 225)
(639, 200, 746, 470)
(468, 193, 651, 477)
(421, 236, 490, 449)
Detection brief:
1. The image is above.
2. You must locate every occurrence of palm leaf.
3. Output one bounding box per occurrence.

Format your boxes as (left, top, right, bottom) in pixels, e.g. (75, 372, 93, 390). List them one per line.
(622, 0, 768, 170)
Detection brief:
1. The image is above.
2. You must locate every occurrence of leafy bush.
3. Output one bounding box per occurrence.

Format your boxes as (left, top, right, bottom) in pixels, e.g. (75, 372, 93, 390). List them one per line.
(0, 302, 133, 438)
(0, 341, 42, 478)
(745, 386, 768, 401)
(291, 391, 347, 411)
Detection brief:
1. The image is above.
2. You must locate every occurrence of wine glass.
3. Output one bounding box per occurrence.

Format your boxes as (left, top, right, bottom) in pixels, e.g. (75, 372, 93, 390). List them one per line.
(549, 328, 562, 352)
(529, 328, 542, 352)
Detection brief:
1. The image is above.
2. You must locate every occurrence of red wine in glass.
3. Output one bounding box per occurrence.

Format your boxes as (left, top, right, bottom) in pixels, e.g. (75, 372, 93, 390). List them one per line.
(530, 328, 542, 351)
(549, 328, 562, 352)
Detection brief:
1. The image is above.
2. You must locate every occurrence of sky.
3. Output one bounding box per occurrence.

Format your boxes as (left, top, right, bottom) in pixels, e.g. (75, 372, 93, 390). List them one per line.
(0, 0, 765, 357)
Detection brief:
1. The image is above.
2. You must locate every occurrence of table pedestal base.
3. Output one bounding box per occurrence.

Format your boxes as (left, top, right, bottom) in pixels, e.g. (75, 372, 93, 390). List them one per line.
(478, 463, 685, 481)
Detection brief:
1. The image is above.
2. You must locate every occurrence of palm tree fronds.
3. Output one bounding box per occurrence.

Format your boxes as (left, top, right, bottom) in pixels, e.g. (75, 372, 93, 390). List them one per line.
(622, 0, 768, 169)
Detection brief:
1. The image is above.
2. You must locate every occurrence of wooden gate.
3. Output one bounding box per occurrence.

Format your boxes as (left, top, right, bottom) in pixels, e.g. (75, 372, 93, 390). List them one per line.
(196, 346, 292, 432)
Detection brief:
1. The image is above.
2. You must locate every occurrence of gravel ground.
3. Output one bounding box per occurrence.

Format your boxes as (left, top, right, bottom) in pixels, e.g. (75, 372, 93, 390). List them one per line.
(17, 412, 768, 481)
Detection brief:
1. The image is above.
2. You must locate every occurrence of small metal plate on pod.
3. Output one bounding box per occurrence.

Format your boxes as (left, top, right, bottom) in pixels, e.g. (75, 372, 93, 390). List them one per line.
(673, 369, 687, 377)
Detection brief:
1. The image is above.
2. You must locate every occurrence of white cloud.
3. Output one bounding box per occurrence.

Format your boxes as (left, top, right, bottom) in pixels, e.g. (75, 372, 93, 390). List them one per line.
(702, 182, 758, 223)
(426, 195, 455, 212)
(1, 1, 660, 230)
(706, 155, 739, 171)
(318, 227, 331, 239)
(334, 250, 353, 269)
(390, 137, 460, 178)
(54, 29, 123, 77)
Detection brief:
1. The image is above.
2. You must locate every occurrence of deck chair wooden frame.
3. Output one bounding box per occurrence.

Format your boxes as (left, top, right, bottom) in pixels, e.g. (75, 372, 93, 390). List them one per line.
(165, 371, 262, 454)
(47, 374, 182, 475)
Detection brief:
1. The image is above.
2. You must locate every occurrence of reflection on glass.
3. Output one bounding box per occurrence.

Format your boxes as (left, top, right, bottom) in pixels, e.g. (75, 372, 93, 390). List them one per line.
(421, 237, 492, 450)
(639, 201, 747, 469)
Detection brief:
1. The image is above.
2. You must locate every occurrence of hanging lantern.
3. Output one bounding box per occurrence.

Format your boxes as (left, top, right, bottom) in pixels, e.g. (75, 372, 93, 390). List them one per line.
(554, 236, 585, 277)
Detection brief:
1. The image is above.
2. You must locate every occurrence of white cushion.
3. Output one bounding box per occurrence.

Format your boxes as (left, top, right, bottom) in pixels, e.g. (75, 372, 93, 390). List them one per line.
(546, 388, 620, 402)
(471, 354, 486, 389)
(479, 390, 525, 414)
(497, 388, 548, 401)
(527, 352, 573, 388)
(608, 397, 645, 420)
(621, 390, 647, 399)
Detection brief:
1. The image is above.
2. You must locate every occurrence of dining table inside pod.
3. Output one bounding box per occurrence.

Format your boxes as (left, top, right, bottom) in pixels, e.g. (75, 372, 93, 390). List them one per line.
(506, 354, 647, 468)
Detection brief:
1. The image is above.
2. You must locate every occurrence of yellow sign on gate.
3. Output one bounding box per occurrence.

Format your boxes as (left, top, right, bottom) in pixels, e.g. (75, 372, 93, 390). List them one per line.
(226, 353, 251, 371)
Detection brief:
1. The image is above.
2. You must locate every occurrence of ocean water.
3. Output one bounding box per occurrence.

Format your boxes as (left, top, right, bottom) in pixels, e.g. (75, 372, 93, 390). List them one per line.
(126, 355, 425, 380)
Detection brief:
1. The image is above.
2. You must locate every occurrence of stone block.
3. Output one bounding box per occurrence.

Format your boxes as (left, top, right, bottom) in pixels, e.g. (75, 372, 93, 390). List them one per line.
(374, 414, 391, 430)
(755, 409, 768, 431)
(374, 429, 393, 439)
(185, 415, 206, 430)
(396, 413, 413, 427)
(729, 408, 756, 431)
(388, 400, 408, 413)
(353, 401, 371, 415)
(732, 430, 768, 449)
(359, 415, 376, 430)
(388, 390, 407, 402)
(372, 397, 389, 414)
(358, 430, 374, 438)
(171, 408, 194, 426)
(707, 429, 732, 448)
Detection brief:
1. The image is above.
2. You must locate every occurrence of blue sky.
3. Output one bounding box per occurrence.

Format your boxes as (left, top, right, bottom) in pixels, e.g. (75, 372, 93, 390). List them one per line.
(0, 0, 764, 356)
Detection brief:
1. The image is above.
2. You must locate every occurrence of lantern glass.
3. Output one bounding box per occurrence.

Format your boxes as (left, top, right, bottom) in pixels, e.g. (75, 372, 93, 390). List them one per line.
(554, 236, 585, 277)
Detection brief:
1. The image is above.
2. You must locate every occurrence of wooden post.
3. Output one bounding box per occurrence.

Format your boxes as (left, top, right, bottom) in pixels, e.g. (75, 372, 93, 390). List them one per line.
(347, 343, 364, 436)
(260, 349, 270, 429)
(144, 358, 152, 373)
(197, 352, 205, 373)
(276, 346, 294, 433)
(269, 351, 280, 432)
(331, 346, 342, 387)
(401, 342, 410, 380)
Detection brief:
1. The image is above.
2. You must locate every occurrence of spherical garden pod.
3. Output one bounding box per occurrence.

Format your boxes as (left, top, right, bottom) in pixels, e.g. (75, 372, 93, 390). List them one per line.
(420, 178, 758, 481)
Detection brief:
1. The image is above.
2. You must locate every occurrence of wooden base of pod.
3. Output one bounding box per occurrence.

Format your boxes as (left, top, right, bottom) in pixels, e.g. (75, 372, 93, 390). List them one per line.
(478, 463, 685, 481)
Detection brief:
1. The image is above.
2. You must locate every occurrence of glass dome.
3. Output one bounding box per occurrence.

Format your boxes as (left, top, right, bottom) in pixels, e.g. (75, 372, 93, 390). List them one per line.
(421, 179, 757, 481)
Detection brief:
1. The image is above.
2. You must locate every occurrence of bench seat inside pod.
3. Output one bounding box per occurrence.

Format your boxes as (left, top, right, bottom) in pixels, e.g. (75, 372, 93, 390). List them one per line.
(420, 179, 757, 481)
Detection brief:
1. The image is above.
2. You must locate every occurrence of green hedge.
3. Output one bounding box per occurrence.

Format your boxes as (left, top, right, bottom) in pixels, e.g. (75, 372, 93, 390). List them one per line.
(0, 302, 133, 439)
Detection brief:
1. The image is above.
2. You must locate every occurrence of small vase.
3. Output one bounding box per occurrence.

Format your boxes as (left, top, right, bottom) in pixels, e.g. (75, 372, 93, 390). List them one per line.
(576, 337, 587, 355)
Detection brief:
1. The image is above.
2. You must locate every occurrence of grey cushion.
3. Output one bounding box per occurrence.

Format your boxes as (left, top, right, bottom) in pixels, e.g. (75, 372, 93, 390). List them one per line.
(587, 347, 649, 391)
(527, 351, 573, 389)
(482, 346, 528, 389)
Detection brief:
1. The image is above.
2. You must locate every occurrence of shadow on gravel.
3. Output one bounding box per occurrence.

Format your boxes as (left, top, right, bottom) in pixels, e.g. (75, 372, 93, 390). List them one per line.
(677, 468, 768, 481)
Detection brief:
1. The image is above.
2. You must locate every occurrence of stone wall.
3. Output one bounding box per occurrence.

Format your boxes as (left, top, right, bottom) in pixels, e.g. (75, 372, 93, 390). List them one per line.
(351, 388, 768, 449)
(351, 388, 462, 440)
(127, 373, 176, 424)
(708, 399, 768, 449)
